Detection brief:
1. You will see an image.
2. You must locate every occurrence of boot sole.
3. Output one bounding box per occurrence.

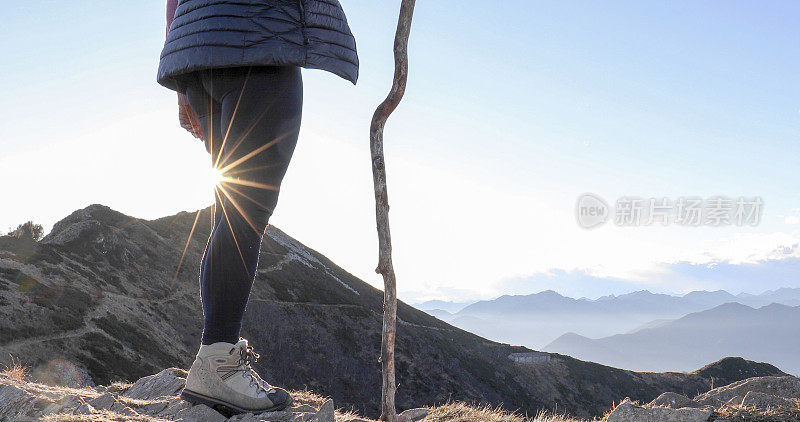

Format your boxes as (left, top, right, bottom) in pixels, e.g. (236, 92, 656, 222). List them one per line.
(180, 388, 292, 416)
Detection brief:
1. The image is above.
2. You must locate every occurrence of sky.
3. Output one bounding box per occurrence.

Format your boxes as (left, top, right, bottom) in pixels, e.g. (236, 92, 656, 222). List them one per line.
(1, 1, 799, 303)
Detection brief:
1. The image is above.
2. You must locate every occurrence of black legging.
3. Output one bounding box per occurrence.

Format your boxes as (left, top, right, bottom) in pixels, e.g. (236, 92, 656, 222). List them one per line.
(182, 66, 303, 345)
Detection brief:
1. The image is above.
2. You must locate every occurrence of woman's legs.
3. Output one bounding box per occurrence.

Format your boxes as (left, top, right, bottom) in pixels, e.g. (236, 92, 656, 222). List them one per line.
(185, 66, 303, 345)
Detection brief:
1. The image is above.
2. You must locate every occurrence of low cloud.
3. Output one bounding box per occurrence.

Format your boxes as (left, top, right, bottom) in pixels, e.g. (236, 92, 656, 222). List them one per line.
(647, 255, 800, 294)
(494, 241, 800, 299)
(495, 269, 645, 299)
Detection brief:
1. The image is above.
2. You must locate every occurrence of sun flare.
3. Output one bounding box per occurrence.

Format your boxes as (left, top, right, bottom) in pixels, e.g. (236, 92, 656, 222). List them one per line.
(205, 166, 225, 187)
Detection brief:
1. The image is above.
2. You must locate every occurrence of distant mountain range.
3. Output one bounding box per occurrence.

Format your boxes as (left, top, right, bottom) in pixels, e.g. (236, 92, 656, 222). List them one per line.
(544, 302, 800, 375)
(3, 204, 786, 418)
(413, 299, 475, 314)
(423, 288, 800, 349)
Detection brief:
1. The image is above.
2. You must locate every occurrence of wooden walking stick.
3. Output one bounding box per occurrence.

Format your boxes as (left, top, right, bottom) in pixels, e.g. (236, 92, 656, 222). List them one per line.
(370, 1, 416, 421)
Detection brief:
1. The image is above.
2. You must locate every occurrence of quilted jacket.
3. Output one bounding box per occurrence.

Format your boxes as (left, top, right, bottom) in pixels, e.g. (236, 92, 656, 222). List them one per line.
(157, 0, 359, 92)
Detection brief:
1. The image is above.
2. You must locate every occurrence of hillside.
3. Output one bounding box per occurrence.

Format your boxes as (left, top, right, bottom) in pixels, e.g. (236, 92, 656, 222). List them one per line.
(0, 204, 786, 419)
(544, 303, 800, 374)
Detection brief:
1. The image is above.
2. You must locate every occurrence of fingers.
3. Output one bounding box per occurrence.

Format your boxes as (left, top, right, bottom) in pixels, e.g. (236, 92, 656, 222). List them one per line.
(188, 108, 204, 140)
(179, 104, 204, 140)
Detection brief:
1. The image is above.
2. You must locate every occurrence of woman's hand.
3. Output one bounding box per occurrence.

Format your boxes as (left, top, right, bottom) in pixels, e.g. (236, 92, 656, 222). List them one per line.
(167, 1, 201, 140)
(178, 93, 203, 140)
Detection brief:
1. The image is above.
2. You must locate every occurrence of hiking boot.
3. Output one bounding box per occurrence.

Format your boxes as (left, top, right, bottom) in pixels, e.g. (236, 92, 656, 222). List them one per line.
(181, 338, 292, 415)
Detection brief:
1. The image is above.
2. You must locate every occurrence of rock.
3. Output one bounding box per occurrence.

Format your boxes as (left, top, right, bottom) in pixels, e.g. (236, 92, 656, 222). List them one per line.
(0, 384, 29, 403)
(312, 399, 335, 422)
(156, 397, 193, 417)
(73, 403, 92, 415)
(139, 399, 171, 415)
(256, 409, 300, 422)
(399, 407, 429, 421)
(648, 392, 699, 409)
(295, 412, 318, 422)
(40, 397, 80, 415)
(230, 413, 265, 422)
(396, 414, 413, 422)
(722, 395, 744, 407)
(175, 403, 227, 422)
(74, 393, 120, 415)
(77, 367, 97, 387)
(695, 376, 800, 407)
(123, 367, 187, 400)
(87, 392, 116, 410)
(110, 400, 138, 416)
(740, 391, 799, 411)
(606, 398, 713, 422)
(0, 384, 37, 419)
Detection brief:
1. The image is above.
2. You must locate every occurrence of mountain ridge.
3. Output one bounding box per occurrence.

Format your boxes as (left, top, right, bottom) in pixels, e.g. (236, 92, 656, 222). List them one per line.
(429, 285, 800, 350)
(454, 287, 800, 316)
(544, 302, 800, 375)
(0, 204, 788, 418)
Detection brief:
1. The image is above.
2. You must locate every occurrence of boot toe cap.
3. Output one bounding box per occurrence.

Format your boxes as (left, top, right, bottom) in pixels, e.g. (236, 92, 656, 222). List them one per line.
(267, 387, 292, 410)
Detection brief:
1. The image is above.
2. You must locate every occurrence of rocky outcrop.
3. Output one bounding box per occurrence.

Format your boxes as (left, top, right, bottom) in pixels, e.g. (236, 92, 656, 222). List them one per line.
(607, 398, 712, 422)
(739, 391, 799, 412)
(694, 375, 800, 408)
(648, 392, 702, 409)
(609, 375, 800, 422)
(0, 368, 374, 422)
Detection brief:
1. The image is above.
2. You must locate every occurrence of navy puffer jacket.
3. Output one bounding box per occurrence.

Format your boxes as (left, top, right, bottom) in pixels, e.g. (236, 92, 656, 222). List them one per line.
(157, 0, 359, 92)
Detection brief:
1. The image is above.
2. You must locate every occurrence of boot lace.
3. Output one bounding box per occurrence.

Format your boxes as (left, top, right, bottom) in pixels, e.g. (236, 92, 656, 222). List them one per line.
(235, 346, 273, 392)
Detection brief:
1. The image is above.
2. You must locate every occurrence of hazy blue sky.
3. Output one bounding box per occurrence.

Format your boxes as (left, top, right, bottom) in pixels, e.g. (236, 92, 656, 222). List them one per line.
(1, 1, 799, 302)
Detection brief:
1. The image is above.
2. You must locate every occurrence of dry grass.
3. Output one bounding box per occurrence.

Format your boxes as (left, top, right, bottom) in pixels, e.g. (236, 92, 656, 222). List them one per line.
(287, 388, 330, 408)
(0, 371, 103, 403)
(116, 396, 166, 407)
(335, 409, 379, 422)
(107, 381, 134, 393)
(40, 410, 171, 422)
(289, 388, 381, 421)
(1, 356, 29, 381)
(710, 404, 800, 422)
(421, 402, 588, 422)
